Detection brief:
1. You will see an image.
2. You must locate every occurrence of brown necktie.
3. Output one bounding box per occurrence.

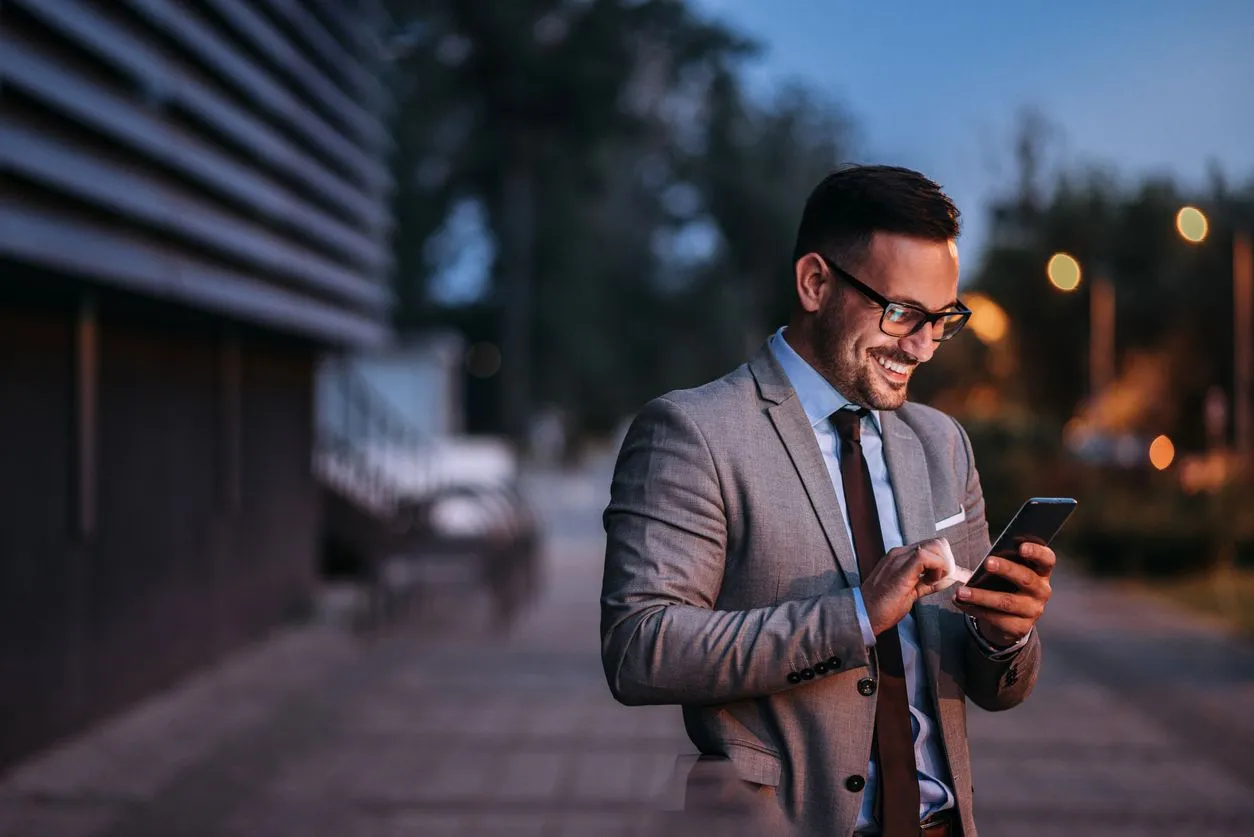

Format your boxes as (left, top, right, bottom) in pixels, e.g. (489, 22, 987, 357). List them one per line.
(832, 408, 919, 836)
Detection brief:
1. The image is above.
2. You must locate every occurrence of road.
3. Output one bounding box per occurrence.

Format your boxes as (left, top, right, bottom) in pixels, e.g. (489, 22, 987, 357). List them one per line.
(1, 455, 1251, 836)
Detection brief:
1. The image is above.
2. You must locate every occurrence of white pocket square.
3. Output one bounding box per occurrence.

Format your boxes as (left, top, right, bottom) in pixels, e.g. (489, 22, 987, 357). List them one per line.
(929, 537, 973, 591)
(935, 509, 966, 530)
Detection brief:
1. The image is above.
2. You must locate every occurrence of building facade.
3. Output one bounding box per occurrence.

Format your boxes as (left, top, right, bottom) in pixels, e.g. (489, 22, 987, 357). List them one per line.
(0, 0, 394, 770)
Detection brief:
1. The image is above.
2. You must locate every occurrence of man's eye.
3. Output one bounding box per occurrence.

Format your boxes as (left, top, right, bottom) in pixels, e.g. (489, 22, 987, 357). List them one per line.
(885, 306, 912, 323)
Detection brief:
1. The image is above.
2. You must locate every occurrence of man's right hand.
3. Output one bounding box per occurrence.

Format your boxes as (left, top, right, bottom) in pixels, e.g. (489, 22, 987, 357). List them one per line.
(861, 539, 951, 637)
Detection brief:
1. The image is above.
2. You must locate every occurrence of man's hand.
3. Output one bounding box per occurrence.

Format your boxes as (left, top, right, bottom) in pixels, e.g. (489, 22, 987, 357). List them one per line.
(954, 542, 1056, 646)
(861, 539, 952, 637)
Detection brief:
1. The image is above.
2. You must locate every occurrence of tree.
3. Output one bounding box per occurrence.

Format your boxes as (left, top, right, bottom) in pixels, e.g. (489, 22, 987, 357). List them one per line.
(968, 110, 1254, 447)
(691, 76, 854, 356)
(380, 0, 753, 439)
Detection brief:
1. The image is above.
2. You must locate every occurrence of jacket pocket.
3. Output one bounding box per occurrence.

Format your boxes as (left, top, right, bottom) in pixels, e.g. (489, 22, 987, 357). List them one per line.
(724, 740, 783, 787)
(935, 517, 972, 550)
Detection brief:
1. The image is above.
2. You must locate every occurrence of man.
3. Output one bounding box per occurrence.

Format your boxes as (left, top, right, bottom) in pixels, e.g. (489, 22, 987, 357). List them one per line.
(600, 165, 1054, 837)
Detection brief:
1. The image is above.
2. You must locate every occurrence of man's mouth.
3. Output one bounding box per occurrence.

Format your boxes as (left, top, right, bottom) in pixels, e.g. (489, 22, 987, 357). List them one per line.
(872, 353, 914, 382)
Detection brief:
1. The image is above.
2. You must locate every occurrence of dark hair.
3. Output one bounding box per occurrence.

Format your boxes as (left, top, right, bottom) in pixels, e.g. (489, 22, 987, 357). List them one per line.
(791, 165, 960, 268)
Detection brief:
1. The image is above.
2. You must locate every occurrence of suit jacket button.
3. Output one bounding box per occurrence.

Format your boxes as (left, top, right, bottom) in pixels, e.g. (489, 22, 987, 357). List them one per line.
(845, 774, 866, 792)
(786, 672, 802, 684)
(814, 662, 829, 674)
(800, 668, 815, 680)
(827, 656, 841, 669)
(857, 678, 876, 696)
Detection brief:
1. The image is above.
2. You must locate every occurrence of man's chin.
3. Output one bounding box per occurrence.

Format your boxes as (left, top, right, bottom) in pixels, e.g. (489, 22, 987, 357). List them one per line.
(864, 380, 908, 410)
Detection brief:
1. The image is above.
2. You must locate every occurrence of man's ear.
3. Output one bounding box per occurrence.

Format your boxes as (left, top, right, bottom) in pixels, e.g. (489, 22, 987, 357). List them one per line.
(794, 253, 829, 314)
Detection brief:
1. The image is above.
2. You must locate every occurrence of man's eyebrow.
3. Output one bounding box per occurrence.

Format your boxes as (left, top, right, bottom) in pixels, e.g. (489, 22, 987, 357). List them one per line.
(892, 294, 961, 313)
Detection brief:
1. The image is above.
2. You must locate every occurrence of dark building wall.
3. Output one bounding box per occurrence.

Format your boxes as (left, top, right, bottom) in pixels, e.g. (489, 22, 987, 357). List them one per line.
(1, 0, 394, 345)
(0, 0, 396, 771)
(0, 300, 78, 770)
(0, 289, 319, 771)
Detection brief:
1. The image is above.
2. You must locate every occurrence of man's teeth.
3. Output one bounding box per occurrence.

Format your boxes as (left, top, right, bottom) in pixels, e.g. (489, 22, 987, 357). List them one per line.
(875, 356, 910, 375)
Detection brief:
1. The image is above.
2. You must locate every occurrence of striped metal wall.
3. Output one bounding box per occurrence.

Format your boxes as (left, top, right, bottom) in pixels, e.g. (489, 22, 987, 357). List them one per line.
(1, 0, 396, 346)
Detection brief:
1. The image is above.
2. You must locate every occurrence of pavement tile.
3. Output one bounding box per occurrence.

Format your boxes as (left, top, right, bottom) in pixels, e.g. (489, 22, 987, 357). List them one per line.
(1, 465, 1252, 837)
(492, 751, 566, 801)
(0, 797, 125, 837)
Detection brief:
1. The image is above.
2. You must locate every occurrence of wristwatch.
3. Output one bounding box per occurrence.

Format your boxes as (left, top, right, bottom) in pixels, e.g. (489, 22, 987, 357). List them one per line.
(966, 614, 1031, 659)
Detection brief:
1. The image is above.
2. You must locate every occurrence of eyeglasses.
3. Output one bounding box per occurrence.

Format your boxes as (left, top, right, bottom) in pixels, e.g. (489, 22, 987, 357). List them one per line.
(817, 255, 972, 342)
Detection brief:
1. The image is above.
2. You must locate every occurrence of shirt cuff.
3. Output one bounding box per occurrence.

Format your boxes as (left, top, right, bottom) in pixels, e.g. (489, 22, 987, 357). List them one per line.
(966, 614, 1031, 660)
(852, 588, 877, 647)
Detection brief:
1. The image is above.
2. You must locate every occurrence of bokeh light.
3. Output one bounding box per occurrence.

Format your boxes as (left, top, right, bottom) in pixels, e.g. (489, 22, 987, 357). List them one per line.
(963, 292, 1010, 344)
(1149, 434, 1175, 470)
(1176, 206, 1209, 244)
(1047, 252, 1082, 291)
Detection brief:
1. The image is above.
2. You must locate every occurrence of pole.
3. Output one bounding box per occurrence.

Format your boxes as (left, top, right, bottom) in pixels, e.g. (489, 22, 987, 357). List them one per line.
(1234, 231, 1252, 458)
(76, 293, 98, 540)
(1090, 276, 1116, 398)
(500, 158, 534, 445)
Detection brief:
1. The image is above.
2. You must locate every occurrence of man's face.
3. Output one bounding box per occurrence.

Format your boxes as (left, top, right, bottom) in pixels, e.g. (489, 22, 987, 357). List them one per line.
(811, 232, 961, 410)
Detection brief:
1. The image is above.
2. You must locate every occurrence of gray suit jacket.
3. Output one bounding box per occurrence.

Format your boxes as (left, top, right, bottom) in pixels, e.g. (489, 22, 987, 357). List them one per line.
(601, 342, 1041, 837)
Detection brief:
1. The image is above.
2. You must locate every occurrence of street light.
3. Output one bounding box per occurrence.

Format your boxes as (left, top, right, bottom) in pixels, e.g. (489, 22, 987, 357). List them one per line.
(963, 292, 1010, 344)
(1047, 252, 1082, 291)
(1176, 206, 1254, 459)
(1048, 251, 1116, 399)
(1149, 434, 1175, 470)
(1176, 206, 1209, 244)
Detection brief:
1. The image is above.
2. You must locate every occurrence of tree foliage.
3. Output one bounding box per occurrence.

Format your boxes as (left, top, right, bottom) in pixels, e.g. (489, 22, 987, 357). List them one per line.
(380, 0, 853, 435)
(964, 111, 1254, 449)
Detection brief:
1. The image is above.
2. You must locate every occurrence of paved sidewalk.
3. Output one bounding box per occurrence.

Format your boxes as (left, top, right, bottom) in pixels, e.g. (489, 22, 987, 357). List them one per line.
(970, 569, 1254, 835)
(2, 460, 1252, 836)
(0, 512, 687, 837)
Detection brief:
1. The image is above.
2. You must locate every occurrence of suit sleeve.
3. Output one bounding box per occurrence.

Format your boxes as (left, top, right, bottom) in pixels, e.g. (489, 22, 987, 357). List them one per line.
(951, 417, 1042, 711)
(600, 396, 870, 707)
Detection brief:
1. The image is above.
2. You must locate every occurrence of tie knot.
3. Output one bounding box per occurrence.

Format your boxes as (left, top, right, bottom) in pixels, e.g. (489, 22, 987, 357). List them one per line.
(831, 407, 869, 442)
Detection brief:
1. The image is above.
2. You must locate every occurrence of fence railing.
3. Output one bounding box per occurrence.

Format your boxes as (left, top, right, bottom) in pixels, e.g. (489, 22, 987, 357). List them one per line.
(314, 356, 434, 516)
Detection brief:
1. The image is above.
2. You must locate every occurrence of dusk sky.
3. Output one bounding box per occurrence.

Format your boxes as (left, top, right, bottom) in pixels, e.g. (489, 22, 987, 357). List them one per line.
(692, 0, 1254, 274)
(431, 2, 1254, 303)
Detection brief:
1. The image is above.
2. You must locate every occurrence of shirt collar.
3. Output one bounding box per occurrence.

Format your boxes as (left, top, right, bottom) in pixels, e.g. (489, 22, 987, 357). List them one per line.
(768, 326, 883, 434)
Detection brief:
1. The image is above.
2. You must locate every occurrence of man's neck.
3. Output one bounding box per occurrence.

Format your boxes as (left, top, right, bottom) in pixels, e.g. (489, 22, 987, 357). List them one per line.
(780, 322, 880, 415)
(782, 321, 822, 373)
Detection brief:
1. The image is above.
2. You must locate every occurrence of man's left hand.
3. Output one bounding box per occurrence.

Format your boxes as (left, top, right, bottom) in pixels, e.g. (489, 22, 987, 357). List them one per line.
(954, 542, 1055, 647)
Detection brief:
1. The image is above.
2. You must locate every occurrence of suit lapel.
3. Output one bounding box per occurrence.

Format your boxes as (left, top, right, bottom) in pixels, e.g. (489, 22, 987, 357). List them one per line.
(880, 411, 944, 683)
(766, 401, 861, 586)
(749, 345, 860, 586)
(880, 410, 934, 549)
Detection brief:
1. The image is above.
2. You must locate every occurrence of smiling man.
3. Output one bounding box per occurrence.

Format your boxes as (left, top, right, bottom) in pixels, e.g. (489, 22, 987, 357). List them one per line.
(601, 166, 1054, 837)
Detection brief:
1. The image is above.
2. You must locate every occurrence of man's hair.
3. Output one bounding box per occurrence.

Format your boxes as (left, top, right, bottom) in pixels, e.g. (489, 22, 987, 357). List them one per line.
(791, 165, 961, 269)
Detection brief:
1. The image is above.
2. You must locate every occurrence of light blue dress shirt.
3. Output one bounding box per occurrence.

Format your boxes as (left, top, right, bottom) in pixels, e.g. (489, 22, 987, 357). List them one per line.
(768, 328, 956, 830)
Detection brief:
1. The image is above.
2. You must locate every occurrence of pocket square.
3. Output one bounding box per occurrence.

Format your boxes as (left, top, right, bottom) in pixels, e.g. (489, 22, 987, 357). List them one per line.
(929, 537, 973, 591)
(935, 509, 965, 530)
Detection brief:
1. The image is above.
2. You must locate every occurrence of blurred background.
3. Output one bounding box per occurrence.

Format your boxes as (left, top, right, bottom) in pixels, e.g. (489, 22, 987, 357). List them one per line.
(2, 1, 1253, 835)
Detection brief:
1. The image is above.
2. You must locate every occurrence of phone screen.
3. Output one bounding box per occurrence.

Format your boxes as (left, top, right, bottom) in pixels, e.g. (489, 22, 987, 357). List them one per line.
(965, 498, 1077, 593)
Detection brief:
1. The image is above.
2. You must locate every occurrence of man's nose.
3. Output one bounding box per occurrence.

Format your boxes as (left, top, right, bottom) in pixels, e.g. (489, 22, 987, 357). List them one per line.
(899, 326, 936, 363)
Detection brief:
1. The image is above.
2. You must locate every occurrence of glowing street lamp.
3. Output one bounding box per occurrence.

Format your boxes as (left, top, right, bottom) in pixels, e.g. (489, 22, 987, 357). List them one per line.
(1176, 206, 1209, 244)
(1048, 252, 1115, 398)
(1177, 206, 1254, 457)
(1149, 434, 1175, 470)
(963, 292, 1010, 345)
(1046, 252, 1082, 291)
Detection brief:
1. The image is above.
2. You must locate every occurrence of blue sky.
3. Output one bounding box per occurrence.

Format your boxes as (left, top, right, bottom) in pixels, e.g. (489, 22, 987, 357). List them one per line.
(691, 0, 1254, 273)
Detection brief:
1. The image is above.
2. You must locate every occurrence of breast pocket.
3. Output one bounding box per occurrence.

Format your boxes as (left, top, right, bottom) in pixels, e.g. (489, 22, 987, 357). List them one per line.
(934, 507, 970, 548)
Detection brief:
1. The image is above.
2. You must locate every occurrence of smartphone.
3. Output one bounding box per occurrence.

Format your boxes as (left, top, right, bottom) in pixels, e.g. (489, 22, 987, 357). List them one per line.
(964, 498, 1078, 594)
